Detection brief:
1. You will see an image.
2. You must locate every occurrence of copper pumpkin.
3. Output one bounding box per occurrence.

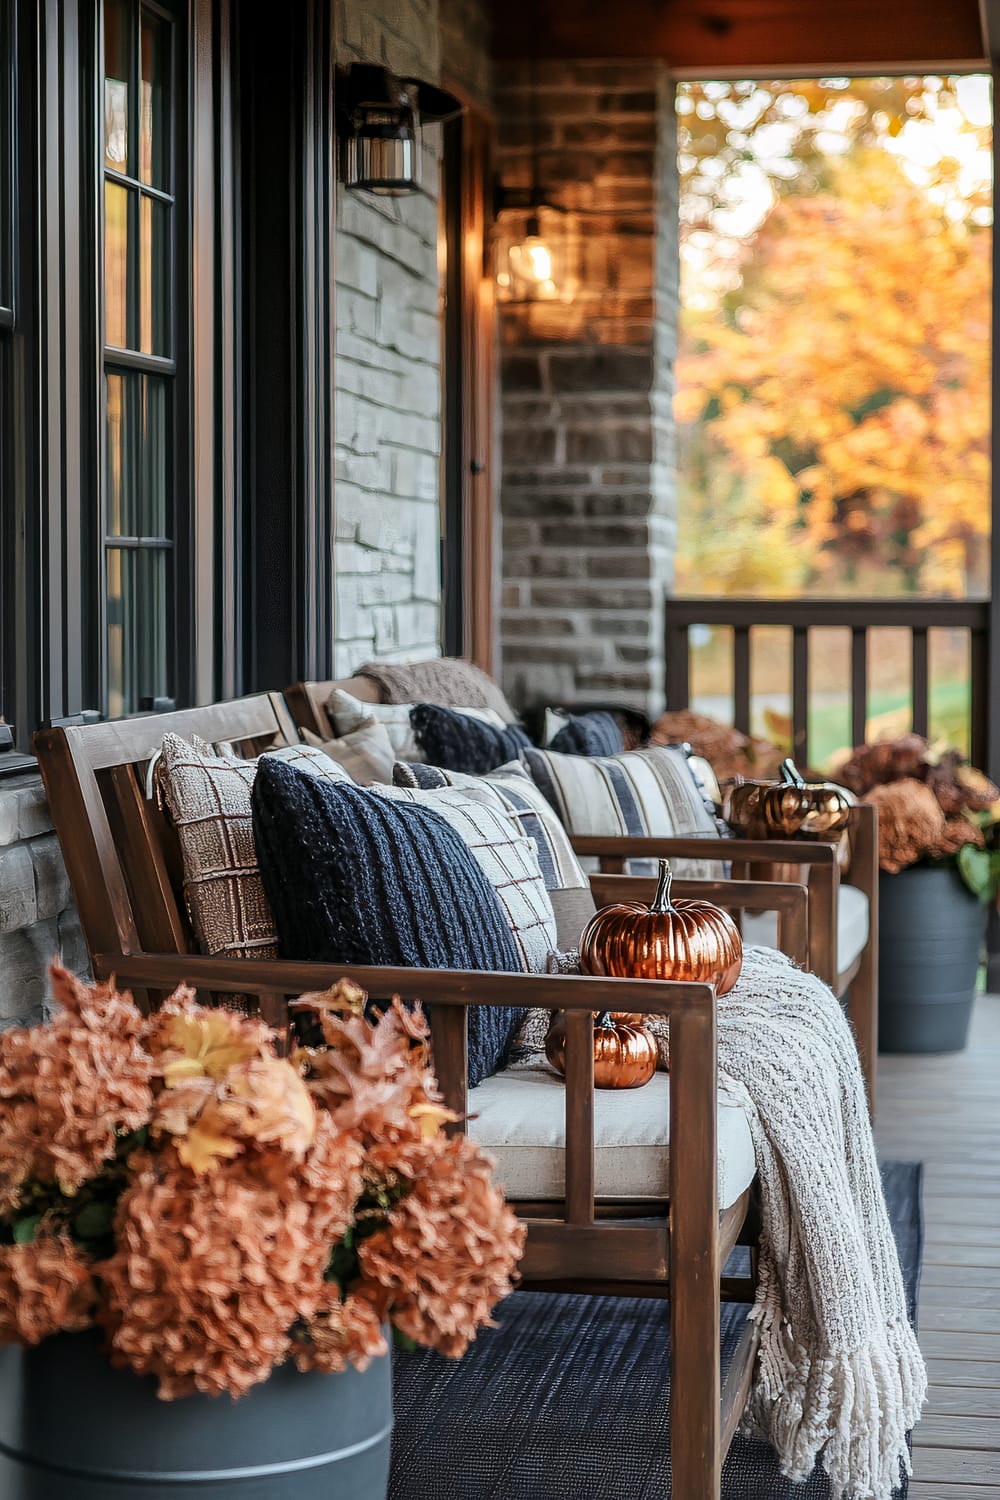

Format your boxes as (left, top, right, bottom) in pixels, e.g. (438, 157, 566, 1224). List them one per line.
(545, 1011, 657, 1090)
(579, 859, 743, 995)
(725, 758, 853, 839)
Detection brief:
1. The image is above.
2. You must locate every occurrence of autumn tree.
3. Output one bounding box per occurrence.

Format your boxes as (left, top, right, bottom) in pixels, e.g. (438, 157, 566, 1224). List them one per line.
(675, 78, 991, 599)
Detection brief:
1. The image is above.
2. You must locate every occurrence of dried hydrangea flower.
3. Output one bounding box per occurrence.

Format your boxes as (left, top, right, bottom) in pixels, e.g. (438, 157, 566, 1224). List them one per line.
(0, 1235, 96, 1344)
(0, 965, 153, 1211)
(864, 779, 947, 873)
(359, 1134, 525, 1360)
(293, 1283, 388, 1374)
(99, 1116, 362, 1400)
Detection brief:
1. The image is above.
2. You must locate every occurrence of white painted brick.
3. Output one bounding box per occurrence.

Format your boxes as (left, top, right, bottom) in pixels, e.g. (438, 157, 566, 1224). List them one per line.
(412, 508, 440, 601)
(335, 236, 379, 298)
(372, 605, 397, 653)
(358, 571, 415, 608)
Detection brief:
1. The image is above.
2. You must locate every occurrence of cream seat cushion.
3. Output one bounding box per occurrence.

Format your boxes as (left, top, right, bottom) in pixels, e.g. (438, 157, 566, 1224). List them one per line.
(467, 1067, 756, 1211)
(742, 883, 869, 977)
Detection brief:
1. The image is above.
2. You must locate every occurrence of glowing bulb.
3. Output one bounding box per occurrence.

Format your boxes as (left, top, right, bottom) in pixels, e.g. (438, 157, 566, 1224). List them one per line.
(526, 239, 552, 281)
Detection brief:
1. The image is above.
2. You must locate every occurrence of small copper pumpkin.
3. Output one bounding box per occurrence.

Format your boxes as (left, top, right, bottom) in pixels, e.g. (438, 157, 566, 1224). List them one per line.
(725, 758, 853, 839)
(761, 759, 854, 836)
(580, 859, 743, 995)
(545, 1010, 657, 1089)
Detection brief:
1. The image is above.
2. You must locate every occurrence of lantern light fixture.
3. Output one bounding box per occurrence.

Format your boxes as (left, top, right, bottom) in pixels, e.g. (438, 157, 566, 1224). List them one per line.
(338, 65, 462, 197)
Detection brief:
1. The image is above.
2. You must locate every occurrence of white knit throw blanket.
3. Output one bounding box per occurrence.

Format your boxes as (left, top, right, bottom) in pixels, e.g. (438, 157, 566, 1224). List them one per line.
(706, 945, 927, 1500)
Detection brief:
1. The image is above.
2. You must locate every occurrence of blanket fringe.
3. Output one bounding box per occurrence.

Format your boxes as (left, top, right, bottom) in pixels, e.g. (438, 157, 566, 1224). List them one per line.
(745, 1280, 925, 1499)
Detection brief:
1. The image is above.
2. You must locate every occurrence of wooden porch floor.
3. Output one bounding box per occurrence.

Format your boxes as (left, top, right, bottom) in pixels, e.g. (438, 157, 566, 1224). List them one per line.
(875, 992, 1000, 1500)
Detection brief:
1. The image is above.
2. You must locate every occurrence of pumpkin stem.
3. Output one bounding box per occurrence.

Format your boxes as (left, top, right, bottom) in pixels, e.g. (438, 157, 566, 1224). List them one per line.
(649, 859, 676, 915)
(596, 1010, 613, 1029)
(780, 757, 806, 788)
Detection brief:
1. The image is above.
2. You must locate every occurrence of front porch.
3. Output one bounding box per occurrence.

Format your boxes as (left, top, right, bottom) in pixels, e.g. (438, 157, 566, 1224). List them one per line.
(0, 0, 997, 1495)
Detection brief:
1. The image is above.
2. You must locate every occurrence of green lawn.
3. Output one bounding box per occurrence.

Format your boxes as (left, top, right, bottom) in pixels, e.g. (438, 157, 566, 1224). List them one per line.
(806, 679, 971, 770)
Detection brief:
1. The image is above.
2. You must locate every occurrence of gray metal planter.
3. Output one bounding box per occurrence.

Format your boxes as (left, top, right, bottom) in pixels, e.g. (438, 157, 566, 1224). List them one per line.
(878, 864, 986, 1053)
(0, 1329, 392, 1500)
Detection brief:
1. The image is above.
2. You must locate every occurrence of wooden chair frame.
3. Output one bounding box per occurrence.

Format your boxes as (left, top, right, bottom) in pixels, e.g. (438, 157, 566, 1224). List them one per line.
(574, 812, 879, 1114)
(285, 678, 878, 1111)
(34, 695, 813, 1500)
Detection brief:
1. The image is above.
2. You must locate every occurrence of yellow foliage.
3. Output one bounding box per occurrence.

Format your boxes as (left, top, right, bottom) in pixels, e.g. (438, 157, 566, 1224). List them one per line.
(677, 128, 991, 597)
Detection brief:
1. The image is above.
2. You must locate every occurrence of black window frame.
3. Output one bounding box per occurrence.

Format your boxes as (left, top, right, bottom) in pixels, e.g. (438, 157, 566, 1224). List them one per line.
(97, 0, 187, 720)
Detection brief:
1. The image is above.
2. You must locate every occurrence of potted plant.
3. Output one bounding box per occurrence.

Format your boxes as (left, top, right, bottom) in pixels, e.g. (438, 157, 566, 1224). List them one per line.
(0, 966, 523, 1499)
(837, 735, 1000, 1053)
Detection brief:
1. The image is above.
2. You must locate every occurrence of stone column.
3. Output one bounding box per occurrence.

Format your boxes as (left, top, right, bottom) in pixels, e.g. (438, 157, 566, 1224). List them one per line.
(496, 61, 679, 715)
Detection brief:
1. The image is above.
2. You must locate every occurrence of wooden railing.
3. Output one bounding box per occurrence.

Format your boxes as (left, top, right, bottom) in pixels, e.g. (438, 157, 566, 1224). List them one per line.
(664, 598, 990, 770)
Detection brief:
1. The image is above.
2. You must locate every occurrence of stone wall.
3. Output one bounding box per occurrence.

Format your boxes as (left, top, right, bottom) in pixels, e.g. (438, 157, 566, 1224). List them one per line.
(0, 773, 89, 1028)
(496, 61, 679, 714)
(333, 0, 492, 677)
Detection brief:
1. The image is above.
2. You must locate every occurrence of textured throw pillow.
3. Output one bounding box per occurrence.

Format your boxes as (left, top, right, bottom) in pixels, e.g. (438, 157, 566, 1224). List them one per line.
(548, 710, 625, 758)
(392, 760, 596, 950)
(521, 744, 722, 880)
(301, 721, 395, 785)
(410, 703, 532, 775)
(157, 733, 350, 960)
(373, 783, 557, 974)
(327, 688, 505, 762)
(251, 760, 525, 1087)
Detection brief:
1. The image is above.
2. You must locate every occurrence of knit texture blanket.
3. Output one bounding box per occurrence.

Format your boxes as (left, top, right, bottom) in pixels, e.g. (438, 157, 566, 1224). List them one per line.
(699, 946, 926, 1500)
(518, 945, 926, 1499)
(356, 656, 516, 723)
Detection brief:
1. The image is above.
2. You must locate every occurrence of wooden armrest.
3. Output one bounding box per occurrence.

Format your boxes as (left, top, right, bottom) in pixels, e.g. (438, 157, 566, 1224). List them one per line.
(589, 875, 809, 968)
(95, 951, 714, 1020)
(572, 834, 838, 864)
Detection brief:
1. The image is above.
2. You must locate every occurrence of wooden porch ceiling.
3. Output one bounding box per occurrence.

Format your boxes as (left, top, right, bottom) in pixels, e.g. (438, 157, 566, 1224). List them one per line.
(489, 0, 991, 76)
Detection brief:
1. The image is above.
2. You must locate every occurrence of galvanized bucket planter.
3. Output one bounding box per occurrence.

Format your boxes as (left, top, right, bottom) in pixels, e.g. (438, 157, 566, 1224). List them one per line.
(0, 1329, 392, 1500)
(878, 865, 986, 1054)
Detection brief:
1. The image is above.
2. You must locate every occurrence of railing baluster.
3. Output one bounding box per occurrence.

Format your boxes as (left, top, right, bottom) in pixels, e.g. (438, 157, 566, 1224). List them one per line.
(666, 620, 690, 709)
(661, 599, 989, 765)
(971, 626, 988, 771)
(851, 628, 868, 750)
(911, 628, 929, 739)
(733, 627, 751, 736)
(792, 626, 809, 766)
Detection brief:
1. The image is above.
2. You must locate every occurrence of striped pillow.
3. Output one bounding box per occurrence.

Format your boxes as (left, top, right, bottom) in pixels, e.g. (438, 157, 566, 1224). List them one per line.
(373, 783, 558, 974)
(521, 744, 721, 880)
(392, 762, 596, 950)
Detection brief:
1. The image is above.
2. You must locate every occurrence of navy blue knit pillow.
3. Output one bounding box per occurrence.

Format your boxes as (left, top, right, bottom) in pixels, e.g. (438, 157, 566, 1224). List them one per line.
(549, 711, 625, 758)
(410, 703, 532, 774)
(252, 759, 524, 1087)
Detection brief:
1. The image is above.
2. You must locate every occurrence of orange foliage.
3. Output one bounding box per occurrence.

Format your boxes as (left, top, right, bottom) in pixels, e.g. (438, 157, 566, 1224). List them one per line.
(676, 85, 991, 600)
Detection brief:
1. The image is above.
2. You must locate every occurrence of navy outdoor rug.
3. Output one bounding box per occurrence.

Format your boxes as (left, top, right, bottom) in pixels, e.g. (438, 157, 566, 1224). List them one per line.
(390, 1161, 923, 1500)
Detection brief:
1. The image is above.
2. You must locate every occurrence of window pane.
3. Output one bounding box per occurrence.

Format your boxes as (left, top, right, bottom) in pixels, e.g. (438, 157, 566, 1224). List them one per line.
(106, 547, 125, 718)
(139, 195, 169, 355)
(103, 0, 131, 174)
(104, 180, 130, 348)
(105, 371, 134, 536)
(140, 375, 168, 535)
(140, 8, 170, 190)
(106, 544, 170, 718)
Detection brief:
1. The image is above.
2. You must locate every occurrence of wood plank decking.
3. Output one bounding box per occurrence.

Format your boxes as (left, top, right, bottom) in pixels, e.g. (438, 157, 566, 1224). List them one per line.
(875, 991, 1000, 1499)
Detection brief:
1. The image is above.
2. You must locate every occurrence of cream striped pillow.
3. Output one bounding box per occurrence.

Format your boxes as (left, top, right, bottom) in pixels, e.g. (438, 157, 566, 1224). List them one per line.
(521, 744, 721, 880)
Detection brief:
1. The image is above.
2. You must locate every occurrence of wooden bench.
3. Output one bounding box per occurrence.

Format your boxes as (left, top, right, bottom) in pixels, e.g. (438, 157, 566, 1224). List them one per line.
(35, 695, 811, 1500)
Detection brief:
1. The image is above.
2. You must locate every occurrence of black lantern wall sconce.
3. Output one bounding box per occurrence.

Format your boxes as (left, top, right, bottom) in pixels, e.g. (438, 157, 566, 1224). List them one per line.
(337, 64, 462, 196)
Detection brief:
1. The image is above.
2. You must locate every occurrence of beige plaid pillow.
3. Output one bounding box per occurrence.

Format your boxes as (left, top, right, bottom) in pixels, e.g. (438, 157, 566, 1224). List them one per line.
(158, 734, 350, 960)
(301, 720, 395, 785)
